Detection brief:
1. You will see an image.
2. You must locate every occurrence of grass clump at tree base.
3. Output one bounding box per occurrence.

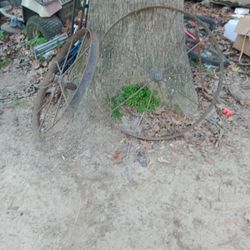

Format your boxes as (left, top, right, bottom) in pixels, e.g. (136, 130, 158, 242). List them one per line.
(111, 83, 160, 119)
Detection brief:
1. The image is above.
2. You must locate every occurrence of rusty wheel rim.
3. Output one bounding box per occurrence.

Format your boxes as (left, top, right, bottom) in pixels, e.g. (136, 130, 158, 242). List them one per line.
(32, 28, 99, 136)
(93, 5, 224, 141)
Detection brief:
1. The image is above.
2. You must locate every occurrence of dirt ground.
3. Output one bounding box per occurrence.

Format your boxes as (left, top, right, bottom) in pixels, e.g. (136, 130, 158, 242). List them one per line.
(1, 3, 250, 250)
(1, 60, 250, 250)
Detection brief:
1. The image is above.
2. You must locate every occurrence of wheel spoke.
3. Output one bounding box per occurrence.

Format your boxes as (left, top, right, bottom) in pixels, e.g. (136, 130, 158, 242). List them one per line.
(56, 61, 69, 107)
(32, 28, 96, 135)
(136, 85, 154, 129)
(111, 81, 151, 114)
(39, 89, 55, 131)
(61, 41, 73, 72)
(65, 45, 90, 78)
(52, 94, 63, 126)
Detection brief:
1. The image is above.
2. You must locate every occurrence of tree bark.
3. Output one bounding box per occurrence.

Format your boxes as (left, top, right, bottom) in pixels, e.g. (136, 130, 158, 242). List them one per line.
(88, 0, 198, 114)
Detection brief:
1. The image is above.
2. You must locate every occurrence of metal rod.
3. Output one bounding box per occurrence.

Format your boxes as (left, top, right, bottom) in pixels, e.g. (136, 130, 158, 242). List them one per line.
(33, 33, 68, 57)
(71, 0, 77, 34)
(79, 0, 87, 28)
(85, 0, 89, 27)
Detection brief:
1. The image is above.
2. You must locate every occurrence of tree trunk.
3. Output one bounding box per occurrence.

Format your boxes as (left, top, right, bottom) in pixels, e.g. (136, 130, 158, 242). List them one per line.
(88, 0, 198, 114)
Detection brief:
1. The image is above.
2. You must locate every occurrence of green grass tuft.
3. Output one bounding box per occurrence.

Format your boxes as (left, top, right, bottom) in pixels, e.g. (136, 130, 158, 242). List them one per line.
(111, 83, 160, 119)
(27, 34, 48, 47)
(0, 31, 6, 41)
(0, 57, 8, 69)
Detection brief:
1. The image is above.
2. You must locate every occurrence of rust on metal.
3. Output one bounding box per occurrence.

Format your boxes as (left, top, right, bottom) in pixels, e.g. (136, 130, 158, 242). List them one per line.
(95, 5, 224, 141)
(32, 28, 99, 136)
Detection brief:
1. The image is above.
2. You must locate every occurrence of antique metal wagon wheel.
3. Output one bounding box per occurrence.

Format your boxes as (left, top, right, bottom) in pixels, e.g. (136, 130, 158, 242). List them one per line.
(32, 28, 99, 136)
(94, 5, 224, 141)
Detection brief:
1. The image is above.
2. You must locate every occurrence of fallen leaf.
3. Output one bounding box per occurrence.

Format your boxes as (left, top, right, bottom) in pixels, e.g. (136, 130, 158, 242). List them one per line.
(158, 157, 169, 164)
(224, 218, 237, 225)
(140, 141, 153, 150)
(244, 214, 250, 223)
(111, 150, 125, 162)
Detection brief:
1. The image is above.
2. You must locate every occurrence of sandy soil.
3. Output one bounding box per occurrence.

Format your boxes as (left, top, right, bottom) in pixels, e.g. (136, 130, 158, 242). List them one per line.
(1, 2, 250, 247)
(0, 57, 250, 250)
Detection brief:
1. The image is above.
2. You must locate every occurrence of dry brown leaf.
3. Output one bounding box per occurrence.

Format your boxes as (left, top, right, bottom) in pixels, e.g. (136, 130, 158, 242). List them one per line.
(140, 141, 153, 151)
(111, 150, 125, 162)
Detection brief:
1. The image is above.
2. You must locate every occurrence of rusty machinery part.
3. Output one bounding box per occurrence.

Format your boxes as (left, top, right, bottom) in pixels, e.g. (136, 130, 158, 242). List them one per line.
(93, 5, 224, 141)
(32, 28, 99, 136)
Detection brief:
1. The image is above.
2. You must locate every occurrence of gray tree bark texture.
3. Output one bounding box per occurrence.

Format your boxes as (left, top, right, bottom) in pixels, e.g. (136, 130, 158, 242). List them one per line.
(88, 0, 198, 115)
